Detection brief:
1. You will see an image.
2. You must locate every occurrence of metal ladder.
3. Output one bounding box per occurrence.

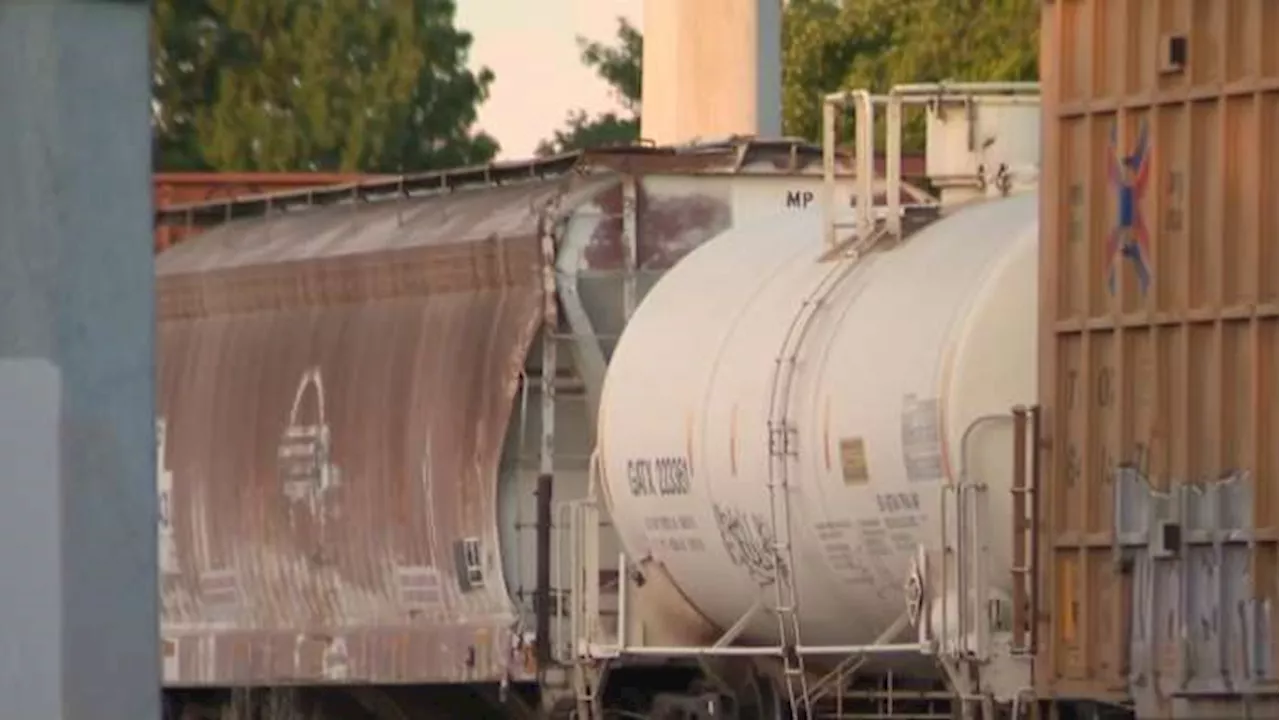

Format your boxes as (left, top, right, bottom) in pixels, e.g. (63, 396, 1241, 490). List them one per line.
(765, 226, 888, 719)
(764, 407, 809, 718)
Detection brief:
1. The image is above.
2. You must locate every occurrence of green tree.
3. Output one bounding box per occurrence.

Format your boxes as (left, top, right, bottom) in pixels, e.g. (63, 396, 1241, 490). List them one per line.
(151, 0, 223, 170)
(151, 0, 498, 172)
(781, 0, 1038, 149)
(536, 17, 643, 156)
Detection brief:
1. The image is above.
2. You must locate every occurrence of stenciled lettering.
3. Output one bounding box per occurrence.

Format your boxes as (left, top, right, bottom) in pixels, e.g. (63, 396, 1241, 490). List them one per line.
(783, 189, 892, 211)
(785, 189, 815, 209)
(626, 456, 692, 497)
(875, 491, 921, 514)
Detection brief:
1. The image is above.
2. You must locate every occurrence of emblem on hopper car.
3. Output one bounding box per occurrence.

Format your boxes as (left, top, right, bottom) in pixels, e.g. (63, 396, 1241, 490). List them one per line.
(279, 367, 342, 508)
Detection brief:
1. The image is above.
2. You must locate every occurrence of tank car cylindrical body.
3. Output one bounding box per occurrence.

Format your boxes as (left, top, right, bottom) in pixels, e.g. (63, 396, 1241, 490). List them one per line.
(597, 192, 1039, 647)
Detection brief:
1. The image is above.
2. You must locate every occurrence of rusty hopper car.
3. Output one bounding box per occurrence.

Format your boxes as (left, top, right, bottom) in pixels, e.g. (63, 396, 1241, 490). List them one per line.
(153, 141, 935, 719)
(1038, 0, 1278, 718)
(155, 169, 576, 719)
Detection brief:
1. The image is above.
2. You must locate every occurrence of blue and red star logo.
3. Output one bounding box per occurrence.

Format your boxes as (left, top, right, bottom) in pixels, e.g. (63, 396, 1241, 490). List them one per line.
(1106, 120, 1153, 295)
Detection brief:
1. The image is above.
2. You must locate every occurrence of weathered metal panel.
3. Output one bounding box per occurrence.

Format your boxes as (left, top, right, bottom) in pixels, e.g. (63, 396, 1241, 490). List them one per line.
(580, 176, 734, 273)
(567, 172, 935, 351)
(156, 178, 571, 686)
(153, 141, 927, 233)
(1037, 0, 1279, 714)
(153, 172, 379, 253)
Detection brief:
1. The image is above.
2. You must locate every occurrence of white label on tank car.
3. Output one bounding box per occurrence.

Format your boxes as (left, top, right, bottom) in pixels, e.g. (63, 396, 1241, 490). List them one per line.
(625, 455, 692, 497)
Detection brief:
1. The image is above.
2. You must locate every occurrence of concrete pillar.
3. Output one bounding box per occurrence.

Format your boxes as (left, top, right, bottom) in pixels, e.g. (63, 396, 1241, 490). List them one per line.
(0, 2, 159, 718)
(641, 0, 782, 146)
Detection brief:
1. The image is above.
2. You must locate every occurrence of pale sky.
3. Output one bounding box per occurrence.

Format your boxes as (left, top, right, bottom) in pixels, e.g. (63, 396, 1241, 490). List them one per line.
(456, 0, 643, 160)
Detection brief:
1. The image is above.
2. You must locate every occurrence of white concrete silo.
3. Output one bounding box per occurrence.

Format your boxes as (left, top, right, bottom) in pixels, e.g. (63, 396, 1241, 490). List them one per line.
(640, 0, 783, 145)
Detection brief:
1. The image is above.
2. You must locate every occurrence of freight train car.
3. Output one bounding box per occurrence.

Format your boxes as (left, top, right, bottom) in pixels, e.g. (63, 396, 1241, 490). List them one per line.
(151, 140, 935, 719)
(575, 86, 1047, 720)
(1036, 0, 1278, 717)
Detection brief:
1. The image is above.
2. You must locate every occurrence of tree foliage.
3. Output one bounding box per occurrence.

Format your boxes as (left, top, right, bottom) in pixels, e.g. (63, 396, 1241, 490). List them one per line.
(151, 0, 498, 172)
(152, 0, 1037, 169)
(578, 18, 643, 115)
(535, 17, 643, 156)
(536, 1, 1034, 156)
(783, 0, 1039, 148)
(536, 110, 641, 158)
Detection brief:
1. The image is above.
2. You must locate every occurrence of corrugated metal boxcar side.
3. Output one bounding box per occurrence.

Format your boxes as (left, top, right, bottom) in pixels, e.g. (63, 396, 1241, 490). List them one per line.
(1038, 0, 1278, 716)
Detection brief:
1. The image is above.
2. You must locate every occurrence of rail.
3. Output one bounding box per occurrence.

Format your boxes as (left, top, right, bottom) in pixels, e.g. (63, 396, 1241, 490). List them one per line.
(821, 82, 1041, 251)
(940, 407, 1047, 661)
(1010, 405, 1042, 654)
(552, 498, 602, 666)
(938, 414, 1007, 660)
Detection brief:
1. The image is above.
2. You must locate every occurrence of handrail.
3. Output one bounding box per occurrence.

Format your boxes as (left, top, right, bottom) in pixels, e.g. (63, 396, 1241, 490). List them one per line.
(820, 82, 1042, 251)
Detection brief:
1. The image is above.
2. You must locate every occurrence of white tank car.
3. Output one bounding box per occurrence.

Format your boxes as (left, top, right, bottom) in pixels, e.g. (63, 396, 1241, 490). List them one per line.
(597, 191, 1039, 649)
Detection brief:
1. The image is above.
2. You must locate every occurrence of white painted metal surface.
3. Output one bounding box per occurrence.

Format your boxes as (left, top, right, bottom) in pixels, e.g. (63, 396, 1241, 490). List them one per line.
(596, 191, 1039, 649)
(504, 158, 940, 676)
(922, 92, 1041, 205)
(924, 100, 1039, 183)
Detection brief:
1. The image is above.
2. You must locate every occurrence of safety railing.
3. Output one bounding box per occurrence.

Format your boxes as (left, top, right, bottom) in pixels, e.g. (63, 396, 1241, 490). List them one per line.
(821, 82, 1041, 251)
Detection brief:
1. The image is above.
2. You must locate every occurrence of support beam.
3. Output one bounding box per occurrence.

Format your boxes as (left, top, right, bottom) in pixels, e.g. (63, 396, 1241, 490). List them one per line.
(0, 2, 158, 719)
